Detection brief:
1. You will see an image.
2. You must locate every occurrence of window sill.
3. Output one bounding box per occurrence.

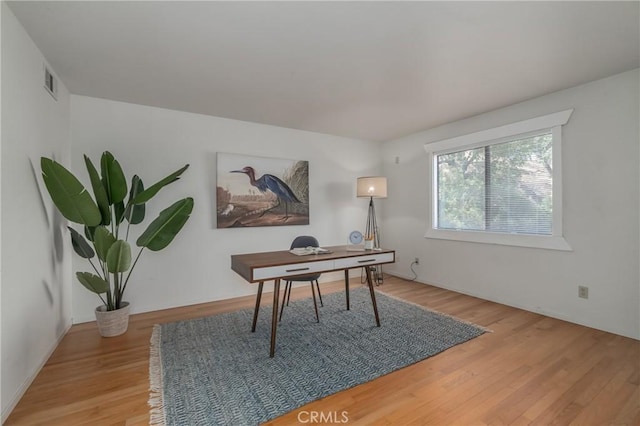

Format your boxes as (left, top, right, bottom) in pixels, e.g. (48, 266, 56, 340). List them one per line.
(424, 228, 572, 251)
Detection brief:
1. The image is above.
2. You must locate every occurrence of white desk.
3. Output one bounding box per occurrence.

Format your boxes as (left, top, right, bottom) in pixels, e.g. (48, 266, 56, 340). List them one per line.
(231, 246, 395, 357)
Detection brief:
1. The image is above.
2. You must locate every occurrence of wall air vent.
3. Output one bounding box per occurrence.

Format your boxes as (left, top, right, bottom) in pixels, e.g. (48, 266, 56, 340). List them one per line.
(43, 65, 57, 100)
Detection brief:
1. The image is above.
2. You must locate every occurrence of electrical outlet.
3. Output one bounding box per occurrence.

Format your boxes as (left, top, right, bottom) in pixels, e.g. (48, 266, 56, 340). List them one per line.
(578, 286, 589, 299)
(414, 257, 420, 265)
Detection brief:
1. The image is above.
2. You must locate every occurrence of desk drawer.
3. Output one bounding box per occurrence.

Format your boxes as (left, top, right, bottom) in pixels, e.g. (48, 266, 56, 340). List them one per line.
(253, 259, 334, 281)
(334, 252, 395, 270)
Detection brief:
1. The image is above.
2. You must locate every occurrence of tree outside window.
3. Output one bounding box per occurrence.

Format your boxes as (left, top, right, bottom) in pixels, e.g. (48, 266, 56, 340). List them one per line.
(436, 133, 553, 236)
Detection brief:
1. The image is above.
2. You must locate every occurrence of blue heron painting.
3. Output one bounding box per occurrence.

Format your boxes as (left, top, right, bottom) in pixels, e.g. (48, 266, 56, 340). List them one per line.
(216, 153, 309, 228)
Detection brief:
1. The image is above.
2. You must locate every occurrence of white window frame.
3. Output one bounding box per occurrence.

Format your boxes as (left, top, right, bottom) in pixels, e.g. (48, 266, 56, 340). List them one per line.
(424, 109, 573, 251)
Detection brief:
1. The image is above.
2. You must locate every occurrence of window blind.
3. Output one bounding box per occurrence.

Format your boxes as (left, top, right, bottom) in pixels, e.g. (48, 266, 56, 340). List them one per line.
(436, 132, 553, 235)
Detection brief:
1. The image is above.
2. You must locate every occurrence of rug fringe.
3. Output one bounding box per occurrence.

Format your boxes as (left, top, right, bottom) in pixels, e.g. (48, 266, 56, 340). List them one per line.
(149, 324, 166, 426)
(376, 288, 493, 333)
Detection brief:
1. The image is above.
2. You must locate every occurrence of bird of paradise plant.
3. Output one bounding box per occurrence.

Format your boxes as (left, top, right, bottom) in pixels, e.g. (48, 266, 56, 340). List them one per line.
(41, 151, 193, 311)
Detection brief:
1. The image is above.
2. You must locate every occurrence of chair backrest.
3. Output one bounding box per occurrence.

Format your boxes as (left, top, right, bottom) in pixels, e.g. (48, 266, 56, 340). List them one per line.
(290, 235, 319, 250)
(289, 236, 322, 282)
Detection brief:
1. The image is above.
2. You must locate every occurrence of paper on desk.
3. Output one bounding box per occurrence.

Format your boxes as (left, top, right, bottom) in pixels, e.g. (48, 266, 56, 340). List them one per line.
(289, 247, 332, 256)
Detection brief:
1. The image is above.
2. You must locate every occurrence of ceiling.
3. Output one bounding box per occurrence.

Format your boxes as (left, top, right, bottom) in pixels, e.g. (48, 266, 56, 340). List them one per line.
(8, 1, 640, 142)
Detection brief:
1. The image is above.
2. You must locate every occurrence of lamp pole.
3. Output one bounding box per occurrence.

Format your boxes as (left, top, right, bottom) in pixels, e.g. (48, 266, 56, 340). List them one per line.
(357, 176, 387, 286)
(364, 196, 383, 285)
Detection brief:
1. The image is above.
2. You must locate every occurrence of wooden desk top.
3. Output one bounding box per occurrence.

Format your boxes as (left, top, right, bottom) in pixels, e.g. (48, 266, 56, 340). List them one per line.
(231, 246, 395, 283)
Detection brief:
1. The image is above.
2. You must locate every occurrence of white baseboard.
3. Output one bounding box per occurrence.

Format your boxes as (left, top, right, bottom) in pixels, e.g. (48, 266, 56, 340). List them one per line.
(385, 270, 419, 282)
(1, 320, 72, 423)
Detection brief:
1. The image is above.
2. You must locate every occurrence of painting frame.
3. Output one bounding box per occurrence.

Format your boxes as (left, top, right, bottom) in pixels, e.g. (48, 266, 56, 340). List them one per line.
(216, 153, 309, 228)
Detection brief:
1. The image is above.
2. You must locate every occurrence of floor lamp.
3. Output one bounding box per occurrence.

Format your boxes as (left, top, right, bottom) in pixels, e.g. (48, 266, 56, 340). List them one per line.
(357, 176, 387, 285)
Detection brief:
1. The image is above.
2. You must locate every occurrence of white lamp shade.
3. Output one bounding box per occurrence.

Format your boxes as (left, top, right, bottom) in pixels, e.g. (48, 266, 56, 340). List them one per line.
(357, 176, 387, 198)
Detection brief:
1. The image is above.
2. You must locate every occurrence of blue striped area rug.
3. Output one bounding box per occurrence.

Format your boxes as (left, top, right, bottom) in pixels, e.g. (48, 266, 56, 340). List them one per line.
(149, 287, 487, 425)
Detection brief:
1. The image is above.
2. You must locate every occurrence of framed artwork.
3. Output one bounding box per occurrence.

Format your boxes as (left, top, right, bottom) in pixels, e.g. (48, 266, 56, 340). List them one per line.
(216, 153, 309, 228)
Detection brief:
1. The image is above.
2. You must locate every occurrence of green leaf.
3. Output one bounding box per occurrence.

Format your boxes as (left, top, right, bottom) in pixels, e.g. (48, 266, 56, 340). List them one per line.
(137, 197, 194, 251)
(68, 227, 95, 259)
(106, 240, 131, 273)
(114, 201, 125, 226)
(84, 155, 110, 226)
(41, 157, 102, 226)
(76, 272, 109, 294)
(100, 151, 128, 204)
(125, 175, 145, 224)
(94, 226, 116, 261)
(132, 164, 189, 205)
(84, 225, 96, 242)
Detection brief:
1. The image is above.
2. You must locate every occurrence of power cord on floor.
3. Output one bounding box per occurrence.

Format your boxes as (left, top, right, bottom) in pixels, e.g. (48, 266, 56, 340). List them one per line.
(409, 260, 418, 281)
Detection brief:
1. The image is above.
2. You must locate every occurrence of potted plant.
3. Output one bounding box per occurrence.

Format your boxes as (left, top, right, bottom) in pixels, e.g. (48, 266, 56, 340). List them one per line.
(41, 151, 194, 336)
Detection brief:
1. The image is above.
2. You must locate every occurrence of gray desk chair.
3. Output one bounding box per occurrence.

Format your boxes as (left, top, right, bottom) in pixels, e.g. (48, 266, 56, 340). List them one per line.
(279, 236, 324, 322)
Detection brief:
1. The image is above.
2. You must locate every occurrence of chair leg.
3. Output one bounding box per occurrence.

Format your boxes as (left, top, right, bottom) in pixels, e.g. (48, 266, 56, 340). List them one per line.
(310, 282, 320, 323)
(315, 280, 323, 306)
(286, 281, 293, 306)
(279, 281, 289, 322)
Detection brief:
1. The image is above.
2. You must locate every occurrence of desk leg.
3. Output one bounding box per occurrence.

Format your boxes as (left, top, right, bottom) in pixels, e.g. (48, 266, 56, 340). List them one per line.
(344, 270, 350, 310)
(270, 279, 281, 357)
(365, 267, 381, 327)
(251, 281, 264, 332)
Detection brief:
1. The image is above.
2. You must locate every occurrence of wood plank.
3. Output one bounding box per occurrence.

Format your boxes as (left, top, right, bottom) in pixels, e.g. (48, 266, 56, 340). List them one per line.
(5, 276, 639, 425)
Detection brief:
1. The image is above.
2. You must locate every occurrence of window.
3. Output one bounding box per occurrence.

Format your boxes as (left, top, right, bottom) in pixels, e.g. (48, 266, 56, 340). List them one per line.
(424, 110, 573, 251)
(437, 132, 553, 235)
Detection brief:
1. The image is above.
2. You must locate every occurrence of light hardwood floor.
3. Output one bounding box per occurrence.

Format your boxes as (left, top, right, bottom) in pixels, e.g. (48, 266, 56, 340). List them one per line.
(6, 276, 639, 425)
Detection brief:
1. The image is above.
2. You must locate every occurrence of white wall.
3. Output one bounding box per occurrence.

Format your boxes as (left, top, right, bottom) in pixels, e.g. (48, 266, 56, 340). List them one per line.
(382, 69, 640, 339)
(1, 2, 72, 420)
(70, 96, 381, 322)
